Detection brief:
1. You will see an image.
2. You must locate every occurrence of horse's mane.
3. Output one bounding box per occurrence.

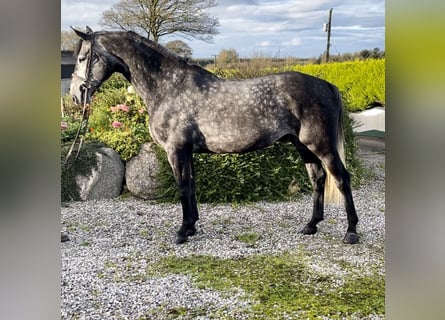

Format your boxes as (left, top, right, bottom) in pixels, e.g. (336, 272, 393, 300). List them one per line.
(72, 29, 214, 80)
(125, 31, 189, 65)
(72, 30, 187, 63)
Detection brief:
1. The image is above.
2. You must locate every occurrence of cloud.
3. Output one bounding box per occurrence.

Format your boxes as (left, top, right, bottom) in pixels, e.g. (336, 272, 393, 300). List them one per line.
(281, 37, 302, 46)
(61, 0, 385, 58)
(257, 41, 272, 47)
(61, 0, 113, 30)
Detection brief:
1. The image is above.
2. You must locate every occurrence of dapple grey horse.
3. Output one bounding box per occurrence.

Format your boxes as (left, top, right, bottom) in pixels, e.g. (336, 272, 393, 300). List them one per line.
(70, 27, 359, 245)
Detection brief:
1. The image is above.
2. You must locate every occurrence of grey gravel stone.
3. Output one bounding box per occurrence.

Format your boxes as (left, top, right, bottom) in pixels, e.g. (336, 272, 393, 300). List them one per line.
(62, 139, 385, 319)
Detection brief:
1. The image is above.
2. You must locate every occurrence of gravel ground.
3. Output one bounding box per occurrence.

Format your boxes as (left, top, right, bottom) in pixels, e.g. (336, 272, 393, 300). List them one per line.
(61, 138, 385, 319)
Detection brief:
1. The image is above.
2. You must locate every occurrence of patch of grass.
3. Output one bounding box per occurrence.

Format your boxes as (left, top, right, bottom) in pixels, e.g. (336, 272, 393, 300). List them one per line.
(80, 241, 91, 247)
(235, 229, 261, 246)
(141, 305, 210, 319)
(138, 228, 149, 237)
(148, 252, 385, 319)
(211, 217, 233, 227)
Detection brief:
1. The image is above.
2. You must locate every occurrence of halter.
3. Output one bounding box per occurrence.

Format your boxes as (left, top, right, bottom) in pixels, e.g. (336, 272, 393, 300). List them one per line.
(64, 34, 99, 165)
(71, 33, 100, 93)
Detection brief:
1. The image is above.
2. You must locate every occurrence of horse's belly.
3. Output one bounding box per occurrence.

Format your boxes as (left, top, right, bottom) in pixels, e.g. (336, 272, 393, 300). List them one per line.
(202, 126, 279, 153)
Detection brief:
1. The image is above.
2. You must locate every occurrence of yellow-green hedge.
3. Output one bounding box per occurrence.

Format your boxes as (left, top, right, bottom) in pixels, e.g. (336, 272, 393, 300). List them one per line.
(289, 59, 385, 111)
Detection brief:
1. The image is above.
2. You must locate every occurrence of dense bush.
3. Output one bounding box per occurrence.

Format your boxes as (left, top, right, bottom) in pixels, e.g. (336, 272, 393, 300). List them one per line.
(86, 76, 151, 161)
(289, 59, 385, 111)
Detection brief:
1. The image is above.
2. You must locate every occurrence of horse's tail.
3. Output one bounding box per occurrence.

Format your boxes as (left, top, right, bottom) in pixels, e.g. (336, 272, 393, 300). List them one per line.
(324, 86, 346, 204)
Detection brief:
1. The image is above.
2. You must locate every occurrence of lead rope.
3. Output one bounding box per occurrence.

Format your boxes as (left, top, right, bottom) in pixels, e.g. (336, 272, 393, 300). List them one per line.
(63, 85, 90, 165)
(64, 33, 96, 165)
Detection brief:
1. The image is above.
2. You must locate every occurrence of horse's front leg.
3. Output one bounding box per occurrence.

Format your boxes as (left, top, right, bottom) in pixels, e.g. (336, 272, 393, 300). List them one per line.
(167, 146, 199, 244)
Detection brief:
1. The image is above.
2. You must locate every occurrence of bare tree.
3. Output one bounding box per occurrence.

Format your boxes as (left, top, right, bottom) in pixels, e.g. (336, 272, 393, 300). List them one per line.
(99, 0, 219, 43)
(61, 30, 80, 50)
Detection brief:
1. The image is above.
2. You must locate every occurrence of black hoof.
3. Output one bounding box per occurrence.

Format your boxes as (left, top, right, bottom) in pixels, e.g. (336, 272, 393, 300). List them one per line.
(175, 226, 197, 244)
(175, 234, 188, 244)
(300, 225, 318, 235)
(343, 232, 359, 244)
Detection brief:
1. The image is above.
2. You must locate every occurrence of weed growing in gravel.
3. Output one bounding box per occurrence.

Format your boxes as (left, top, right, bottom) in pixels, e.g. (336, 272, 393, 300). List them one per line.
(235, 229, 261, 246)
(148, 252, 384, 319)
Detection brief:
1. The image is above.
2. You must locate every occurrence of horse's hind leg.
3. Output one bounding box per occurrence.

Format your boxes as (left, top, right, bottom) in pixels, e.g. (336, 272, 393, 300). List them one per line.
(301, 162, 326, 235)
(293, 141, 326, 235)
(323, 155, 359, 244)
(166, 146, 199, 244)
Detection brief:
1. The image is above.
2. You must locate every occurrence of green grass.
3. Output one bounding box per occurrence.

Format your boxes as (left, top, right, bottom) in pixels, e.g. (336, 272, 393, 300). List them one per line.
(147, 252, 385, 319)
(235, 229, 261, 246)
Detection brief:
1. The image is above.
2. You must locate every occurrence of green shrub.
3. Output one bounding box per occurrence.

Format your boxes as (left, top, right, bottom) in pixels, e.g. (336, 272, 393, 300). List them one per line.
(61, 94, 85, 143)
(155, 142, 309, 203)
(61, 116, 83, 143)
(289, 59, 385, 111)
(86, 74, 152, 161)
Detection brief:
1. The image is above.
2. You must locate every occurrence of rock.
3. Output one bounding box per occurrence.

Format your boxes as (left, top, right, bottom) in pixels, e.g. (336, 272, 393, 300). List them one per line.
(75, 146, 125, 200)
(125, 142, 161, 199)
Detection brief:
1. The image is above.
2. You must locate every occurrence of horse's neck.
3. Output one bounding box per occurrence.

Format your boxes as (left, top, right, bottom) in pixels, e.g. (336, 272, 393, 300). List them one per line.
(110, 37, 183, 113)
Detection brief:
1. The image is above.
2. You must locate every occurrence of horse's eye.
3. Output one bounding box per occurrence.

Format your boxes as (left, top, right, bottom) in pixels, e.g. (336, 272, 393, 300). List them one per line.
(79, 56, 86, 63)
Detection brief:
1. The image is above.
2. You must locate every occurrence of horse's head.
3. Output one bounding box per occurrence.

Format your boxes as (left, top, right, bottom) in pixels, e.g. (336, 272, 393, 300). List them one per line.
(70, 27, 122, 105)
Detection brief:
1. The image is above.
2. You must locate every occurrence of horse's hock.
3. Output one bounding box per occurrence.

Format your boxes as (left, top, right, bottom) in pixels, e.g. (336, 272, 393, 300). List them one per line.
(125, 142, 162, 200)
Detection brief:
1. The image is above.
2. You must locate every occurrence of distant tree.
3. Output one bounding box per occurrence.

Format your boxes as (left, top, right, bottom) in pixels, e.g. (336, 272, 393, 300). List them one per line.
(217, 48, 239, 65)
(359, 49, 372, 59)
(61, 30, 80, 50)
(99, 0, 219, 43)
(165, 40, 193, 59)
(371, 48, 384, 59)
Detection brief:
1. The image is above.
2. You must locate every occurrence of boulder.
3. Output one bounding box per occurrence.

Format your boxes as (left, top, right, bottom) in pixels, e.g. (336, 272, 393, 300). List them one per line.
(125, 142, 161, 199)
(75, 146, 125, 200)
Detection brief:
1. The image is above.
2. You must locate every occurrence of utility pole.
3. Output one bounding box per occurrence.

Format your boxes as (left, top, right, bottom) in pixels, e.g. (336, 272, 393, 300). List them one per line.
(212, 54, 217, 67)
(324, 8, 333, 63)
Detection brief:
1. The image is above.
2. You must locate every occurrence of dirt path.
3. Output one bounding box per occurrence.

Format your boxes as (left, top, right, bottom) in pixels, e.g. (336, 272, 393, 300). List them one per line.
(356, 136, 385, 167)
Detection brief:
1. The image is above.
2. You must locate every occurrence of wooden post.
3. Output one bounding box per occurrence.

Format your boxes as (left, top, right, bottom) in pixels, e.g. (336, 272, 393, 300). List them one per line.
(61, 97, 65, 118)
(325, 8, 333, 63)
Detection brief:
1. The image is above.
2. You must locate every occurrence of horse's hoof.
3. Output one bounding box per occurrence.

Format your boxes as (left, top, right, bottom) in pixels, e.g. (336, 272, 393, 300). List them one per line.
(185, 226, 197, 237)
(175, 226, 197, 244)
(300, 225, 317, 235)
(175, 234, 188, 244)
(343, 232, 359, 244)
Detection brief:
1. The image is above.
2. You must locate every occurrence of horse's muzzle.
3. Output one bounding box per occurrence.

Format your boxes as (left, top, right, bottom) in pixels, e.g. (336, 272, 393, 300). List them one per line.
(70, 82, 92, 106)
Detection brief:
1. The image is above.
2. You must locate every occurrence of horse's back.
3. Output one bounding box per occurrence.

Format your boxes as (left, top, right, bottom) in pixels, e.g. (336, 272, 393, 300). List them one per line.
(152, 70, 342, 154)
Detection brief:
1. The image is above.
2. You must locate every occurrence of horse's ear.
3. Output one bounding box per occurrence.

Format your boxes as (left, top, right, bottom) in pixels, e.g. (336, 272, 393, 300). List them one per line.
(70, 26, 92, 40)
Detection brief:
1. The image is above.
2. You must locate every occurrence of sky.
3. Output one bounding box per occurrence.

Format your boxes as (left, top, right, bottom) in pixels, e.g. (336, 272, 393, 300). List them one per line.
(61, 0, 385, 59)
